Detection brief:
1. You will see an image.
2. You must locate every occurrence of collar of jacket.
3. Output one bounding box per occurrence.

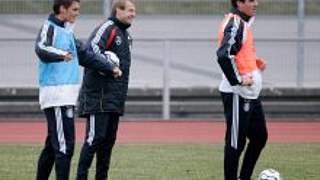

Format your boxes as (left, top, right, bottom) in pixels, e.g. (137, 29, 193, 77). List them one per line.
(108, 17, 131, 30)
(231, 8, 251, 22)
(48, 13, 65, 28)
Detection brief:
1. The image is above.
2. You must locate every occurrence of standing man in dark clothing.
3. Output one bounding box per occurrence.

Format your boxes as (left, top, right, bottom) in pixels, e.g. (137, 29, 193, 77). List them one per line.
(216, 0, 268, 180)
(76, 0, 136, 179)
(34, 0, 121, 180)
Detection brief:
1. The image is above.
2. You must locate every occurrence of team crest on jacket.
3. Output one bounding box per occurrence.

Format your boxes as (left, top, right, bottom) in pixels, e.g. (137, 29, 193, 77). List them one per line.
(115, 36, 122, 46)
(66, 107, 74, 118)
(243, 102, 250, 112)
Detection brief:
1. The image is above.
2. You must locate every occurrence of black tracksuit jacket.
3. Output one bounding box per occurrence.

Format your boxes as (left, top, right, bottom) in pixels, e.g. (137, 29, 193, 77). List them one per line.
(78, 17, 132, 116)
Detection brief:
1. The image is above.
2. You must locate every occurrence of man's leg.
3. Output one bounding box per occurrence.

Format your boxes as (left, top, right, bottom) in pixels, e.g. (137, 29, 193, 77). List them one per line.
(37, 106, 75, 180)
(54, 106, 75, 180)
(36, 135, 55, 180)
(36, 108, 59, 180)
(222, 93, 251, 180)
(239, 99, 268, 180)
(96, 113, 120, 180)
(77, 113, 109, 180)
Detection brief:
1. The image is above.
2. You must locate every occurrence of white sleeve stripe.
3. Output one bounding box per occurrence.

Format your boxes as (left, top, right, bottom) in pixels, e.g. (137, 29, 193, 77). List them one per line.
(221, 15, 231, 30)
(227, 17, 241, 82)
(37, 22, 68, 56)
(91, 20, 114, 54)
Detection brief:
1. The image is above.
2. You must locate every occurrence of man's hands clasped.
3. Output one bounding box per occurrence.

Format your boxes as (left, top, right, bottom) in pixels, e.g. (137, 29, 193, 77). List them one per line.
(112, 66, 122, 78)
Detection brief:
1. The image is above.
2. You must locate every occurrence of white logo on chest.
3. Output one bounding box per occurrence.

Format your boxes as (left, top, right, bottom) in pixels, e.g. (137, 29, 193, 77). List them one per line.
(115, 36, 122, 46)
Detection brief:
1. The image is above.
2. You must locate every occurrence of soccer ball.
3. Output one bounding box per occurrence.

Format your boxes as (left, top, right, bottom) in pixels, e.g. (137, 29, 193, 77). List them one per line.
(258, 169, 282, 180)
(104, 51, 120, 67)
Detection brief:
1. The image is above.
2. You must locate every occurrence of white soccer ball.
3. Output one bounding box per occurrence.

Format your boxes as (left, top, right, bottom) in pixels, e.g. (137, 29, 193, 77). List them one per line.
(258, 169, 282, 180)
(104, 51, 120, 67)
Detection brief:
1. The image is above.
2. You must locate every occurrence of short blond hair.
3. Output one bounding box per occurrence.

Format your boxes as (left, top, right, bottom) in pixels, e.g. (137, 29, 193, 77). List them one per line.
(111, 0, 134, 17)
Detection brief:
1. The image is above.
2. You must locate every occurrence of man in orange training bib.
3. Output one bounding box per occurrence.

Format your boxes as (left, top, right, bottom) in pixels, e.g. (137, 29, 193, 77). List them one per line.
(216, 0, 268, 180)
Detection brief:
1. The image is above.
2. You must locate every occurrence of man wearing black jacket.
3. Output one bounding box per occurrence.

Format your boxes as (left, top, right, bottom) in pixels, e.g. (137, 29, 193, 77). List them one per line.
(76, 0, 136, 179)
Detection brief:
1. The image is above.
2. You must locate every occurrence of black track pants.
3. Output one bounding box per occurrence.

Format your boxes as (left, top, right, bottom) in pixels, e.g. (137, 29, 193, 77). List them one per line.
(221, 92, 268, 180)
(36, 106, 75, 180)
(76, 113, 120, 180)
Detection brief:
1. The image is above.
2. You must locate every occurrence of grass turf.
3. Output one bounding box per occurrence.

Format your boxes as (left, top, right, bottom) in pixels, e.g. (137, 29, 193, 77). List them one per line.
(0, 143, 319, 179)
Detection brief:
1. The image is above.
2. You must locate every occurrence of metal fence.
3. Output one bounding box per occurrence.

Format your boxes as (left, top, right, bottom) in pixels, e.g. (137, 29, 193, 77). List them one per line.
(0, 0, 319, 119)
(0, 0, 319, 15)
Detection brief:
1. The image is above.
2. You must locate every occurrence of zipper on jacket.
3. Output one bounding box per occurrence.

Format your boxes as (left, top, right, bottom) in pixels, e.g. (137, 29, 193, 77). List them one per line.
(100, 87, 104, 111)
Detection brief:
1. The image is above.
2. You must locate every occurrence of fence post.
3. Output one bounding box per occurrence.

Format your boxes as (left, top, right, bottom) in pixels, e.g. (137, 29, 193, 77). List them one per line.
(297, 0, 305, 87)
(163, 40, 171, 120)
(103, 0, 113, 17)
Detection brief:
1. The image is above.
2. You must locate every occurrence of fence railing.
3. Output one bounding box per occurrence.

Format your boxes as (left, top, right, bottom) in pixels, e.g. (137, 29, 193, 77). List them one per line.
(0, 0, 319, 15)
(1, 37, 319, 119)
(0, 0, 319, 119)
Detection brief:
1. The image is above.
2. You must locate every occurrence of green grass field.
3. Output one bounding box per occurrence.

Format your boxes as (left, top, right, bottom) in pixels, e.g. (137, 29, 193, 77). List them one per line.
(0, 144, 319, 180)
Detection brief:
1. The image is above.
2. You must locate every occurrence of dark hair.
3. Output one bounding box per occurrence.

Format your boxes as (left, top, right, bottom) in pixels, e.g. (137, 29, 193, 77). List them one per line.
(53, 0, 80, 14)
(231, 0, 245, 8)
(111, 0, 134, 17)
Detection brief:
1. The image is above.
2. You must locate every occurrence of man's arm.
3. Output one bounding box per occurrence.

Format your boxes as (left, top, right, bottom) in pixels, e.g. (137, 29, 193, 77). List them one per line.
(76, 38, 121, 77)
(35, 23, 71, 63)
(79, 22, 122, 77)
(216, 17, 244, 86)
(89, 22, 114, 55)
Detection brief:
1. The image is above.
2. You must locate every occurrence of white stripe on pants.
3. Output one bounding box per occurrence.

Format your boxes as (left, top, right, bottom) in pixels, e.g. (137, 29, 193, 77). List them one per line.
(54, 107, 66, 154)
(231, 94, 239, 149)
(87, 114, 96, 146)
